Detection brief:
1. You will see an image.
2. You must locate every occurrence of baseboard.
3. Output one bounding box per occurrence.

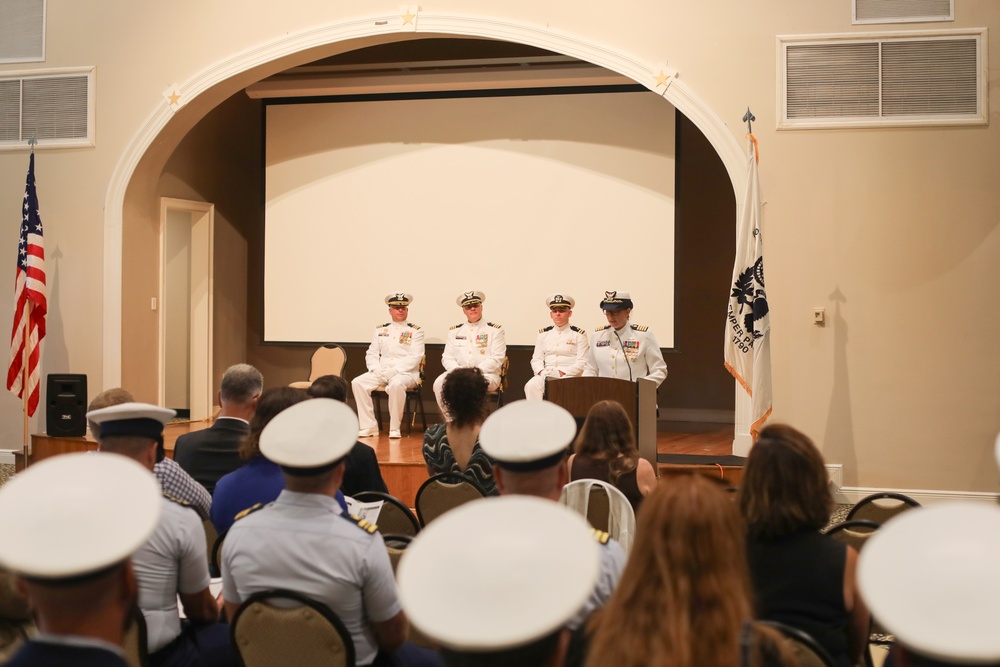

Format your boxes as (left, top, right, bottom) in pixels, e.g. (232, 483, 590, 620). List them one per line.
(0, 450, 16, 465)
(832, 485, 999, 507)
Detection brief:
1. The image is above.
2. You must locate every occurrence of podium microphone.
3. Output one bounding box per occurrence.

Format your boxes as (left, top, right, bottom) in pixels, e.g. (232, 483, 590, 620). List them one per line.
(613, 329, 633, 382)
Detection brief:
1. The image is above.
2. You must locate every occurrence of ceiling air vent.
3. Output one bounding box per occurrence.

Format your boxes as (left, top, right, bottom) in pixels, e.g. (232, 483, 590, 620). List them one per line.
(0, 0, 45, 63)
(0, 69, 94, 150)
(854, 0, 953, 25)
(778, 30, 986, 129)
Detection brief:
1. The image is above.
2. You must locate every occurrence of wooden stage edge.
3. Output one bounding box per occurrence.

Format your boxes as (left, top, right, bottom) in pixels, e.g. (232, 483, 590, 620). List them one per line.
(19, 420, 740, 508)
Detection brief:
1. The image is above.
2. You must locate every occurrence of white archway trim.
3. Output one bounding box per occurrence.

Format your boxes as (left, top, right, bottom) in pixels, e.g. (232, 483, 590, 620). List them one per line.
(103, 10, 751, 437)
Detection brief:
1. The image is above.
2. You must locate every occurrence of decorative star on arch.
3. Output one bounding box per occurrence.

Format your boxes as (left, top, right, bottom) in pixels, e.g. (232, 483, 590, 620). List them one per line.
(163, 86, 184, 111)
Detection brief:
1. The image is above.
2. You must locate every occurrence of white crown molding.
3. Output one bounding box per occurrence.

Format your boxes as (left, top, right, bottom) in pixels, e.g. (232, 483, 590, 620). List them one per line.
(102, 11, 748, 425)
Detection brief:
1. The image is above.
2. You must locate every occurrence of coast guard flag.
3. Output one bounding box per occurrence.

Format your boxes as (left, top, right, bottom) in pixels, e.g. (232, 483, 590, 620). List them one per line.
(7, 153, 47, 416)
(725, 134, 771, 437)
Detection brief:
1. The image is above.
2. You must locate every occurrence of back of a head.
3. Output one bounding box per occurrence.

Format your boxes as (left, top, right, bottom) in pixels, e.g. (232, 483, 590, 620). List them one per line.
(241, 386, 308, 460)
(738, 423, 833, 539)
(87, 388, 135, 442)
(575, 400, 635, 456)
(587, 474, 753, 667)
(306, 374, 349, 402)
(220, 363, 264, 404)
(443, 368, 488, 427)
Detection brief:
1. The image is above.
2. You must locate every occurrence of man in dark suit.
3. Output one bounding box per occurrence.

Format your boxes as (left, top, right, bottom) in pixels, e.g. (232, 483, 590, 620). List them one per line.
(174, 364, 262, 494)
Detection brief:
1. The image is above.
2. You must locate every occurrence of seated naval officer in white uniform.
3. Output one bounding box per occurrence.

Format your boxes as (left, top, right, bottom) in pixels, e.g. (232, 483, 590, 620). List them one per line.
(86, 403, 237, 667)
(583, 291, 667, 386)
(433, 291, 506, 414)
(478, 400, 626, 632)
(0, 453, 162, 667)
(858, 503, 1000, 667)
(524, 294, 590, 401)
(221, 399, 440, 667)
(397, 495, 599, 667)
(352, 292, 426, 439)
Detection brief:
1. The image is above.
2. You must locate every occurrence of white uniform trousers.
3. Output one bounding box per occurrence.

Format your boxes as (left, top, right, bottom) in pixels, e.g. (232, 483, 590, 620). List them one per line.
(432, 368, 500, 419)
(352, 371, 417, 432)
(524, 374, 553, 401)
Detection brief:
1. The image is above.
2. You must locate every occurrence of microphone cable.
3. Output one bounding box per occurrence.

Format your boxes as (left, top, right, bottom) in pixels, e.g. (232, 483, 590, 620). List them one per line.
(613, 328, 633, 382)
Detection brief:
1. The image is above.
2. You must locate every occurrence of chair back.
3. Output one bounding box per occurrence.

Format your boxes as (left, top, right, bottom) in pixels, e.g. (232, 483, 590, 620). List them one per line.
(756, 620, 837, 667)
(309, 344, 348, 381)
(498, 356, 510, 391)
(211, 528, 228, 576)
(202, 519, 219, 576)
(382, 534, 412, 574)
(351, 491, 420, 537)
(559, 479, 635, 554)
(823, 519, 880, 553)
(415, 472, 486, 527)
(231, 589, 355, 667)
(121, 607, 149, 667)
(846, 492, 920, 525)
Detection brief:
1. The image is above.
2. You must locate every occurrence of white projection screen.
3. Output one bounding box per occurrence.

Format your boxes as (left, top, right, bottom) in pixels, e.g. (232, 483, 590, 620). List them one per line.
(264, 89, 676, 347)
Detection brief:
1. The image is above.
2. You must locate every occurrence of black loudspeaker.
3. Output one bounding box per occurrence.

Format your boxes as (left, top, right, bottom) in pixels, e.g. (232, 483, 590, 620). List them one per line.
(46, 374, 88, 437)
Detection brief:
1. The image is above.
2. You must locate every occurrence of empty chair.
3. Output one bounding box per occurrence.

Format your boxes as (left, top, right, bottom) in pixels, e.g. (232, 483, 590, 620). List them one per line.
(559, 478, 635, 555)
(351, 491, 420, 538)
(230, 589, 355, 667)
(846, 492, 920, 525)
(414, 472, 486, 527)
(757, 620, 837, 667)
(289, 345, 348, 389)
(823, 519, 881, 553)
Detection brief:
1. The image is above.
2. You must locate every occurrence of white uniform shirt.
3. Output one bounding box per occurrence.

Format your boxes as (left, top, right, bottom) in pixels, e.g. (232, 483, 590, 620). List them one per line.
(441, 320, 506, 378)
(568, 534, 627, 630)
(221, 491, 401, 667)
(530, 324, 590, 378)
(133, 497, 210, 653)
(365, 321, 425, 379)
(583, 320, 667, 386)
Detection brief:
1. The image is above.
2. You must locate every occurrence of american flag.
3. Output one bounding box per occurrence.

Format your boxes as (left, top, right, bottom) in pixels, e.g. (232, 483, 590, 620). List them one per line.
(7, 153, 47, 416)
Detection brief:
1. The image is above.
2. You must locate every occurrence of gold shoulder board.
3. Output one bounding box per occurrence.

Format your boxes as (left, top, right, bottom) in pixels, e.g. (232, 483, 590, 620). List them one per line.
(233, 503, 264, 522)
(450, 323, 463, 330)
(378, 322, 390, 328)
(630, 324, 648, 332)
(596, 325, 610, 332)
(488, 322, 502, 329)
(163, 492, 190, 507)
(408, 323, 421, 330)
(570, 325, 584, 333)
(540, 325, 553, 333)
(591, 528, 610, 545)
(345, 514, 379, 534)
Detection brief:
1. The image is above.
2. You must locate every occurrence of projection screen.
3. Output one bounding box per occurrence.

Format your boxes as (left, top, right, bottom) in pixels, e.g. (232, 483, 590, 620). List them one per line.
(263, 89, 676, 347)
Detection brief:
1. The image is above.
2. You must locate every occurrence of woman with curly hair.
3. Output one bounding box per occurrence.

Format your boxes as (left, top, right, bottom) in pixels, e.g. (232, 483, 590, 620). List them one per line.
(739, 424, 869, 667)
(568, 400, 656, 511)
(586, 474, 793, 667)
(422, 367, 497, 495)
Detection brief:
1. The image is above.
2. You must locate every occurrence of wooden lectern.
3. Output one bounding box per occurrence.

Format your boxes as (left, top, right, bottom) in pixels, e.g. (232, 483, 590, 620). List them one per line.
(544, 377, 658, 470)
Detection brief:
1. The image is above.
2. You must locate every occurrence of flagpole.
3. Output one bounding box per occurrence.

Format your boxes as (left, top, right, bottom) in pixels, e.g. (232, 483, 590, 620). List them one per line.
(21, 302, 30, 466)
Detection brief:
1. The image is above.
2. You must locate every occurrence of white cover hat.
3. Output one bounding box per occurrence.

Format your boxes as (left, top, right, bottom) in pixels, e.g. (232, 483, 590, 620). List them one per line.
(0, 453, 161, 579)
(546, 294, 575, 309)
(456, 290, 485, 307)
(858, 503, 1000, 664)
(397, 496, 599, 651)
(479, 400, 577, 471)
(260, 398, 358, 468)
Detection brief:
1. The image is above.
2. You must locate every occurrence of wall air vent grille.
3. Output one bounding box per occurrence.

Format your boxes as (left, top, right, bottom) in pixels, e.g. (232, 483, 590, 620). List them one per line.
(854, 0, 952, 25)
(0, 69, 94, 150)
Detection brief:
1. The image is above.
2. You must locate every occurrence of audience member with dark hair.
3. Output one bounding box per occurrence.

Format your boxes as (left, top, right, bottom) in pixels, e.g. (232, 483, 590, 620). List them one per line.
(422, 367, 497, 495)
(306, 374, 388, 497)
(586, 474, 793, 667)
(568, 400, 656, 511)
(738, 424, 869, 667)
(210, 386, 311, 533)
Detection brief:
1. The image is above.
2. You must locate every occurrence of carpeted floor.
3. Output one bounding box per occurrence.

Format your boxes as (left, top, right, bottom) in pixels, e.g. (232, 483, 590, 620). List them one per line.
(0, 464, 13, 490)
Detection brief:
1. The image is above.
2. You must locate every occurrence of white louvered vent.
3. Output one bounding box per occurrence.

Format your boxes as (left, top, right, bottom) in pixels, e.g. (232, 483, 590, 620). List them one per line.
(778, 31, 986, 129)
(0, 69, 94, 150)
(0, 0, 45, 63)
(854, 0, 952, 25)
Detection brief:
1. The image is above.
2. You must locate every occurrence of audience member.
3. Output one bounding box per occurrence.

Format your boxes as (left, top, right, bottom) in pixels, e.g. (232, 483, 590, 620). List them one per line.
(88, 403, 237, 667)
(307, 374, 389, 497)
(210, 386, 310, 534)
(432, 290, 506, 416)
(524, 294, 589, 400)
(397, 496, 600, 667)
(221, 399, 440, 667)
(568, 400, 656, 512)
(738, 424, 869, 667)
(858, 503, 1000, 667)
(0, 454, 161, 667)
(422, 367, 497, 495)
(174, 364, 263, 493)
(89, 387, 212, 522)
(586, 474, 793, 667)
(479, 400, 625, 632)
(352, 292, 425, 439)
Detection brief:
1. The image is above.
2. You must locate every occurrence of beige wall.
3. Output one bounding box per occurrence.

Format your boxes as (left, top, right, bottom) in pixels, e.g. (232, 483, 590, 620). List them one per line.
(0, 1, 997, 495)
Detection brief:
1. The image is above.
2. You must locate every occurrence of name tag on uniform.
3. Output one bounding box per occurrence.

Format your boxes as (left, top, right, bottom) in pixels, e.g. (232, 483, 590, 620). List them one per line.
(377, 330, 389, 337)
(596, 340, 610, 347)
(398, 331, 412, 345)
(456, 335, 467, 340)
(475, 333, 489, 348)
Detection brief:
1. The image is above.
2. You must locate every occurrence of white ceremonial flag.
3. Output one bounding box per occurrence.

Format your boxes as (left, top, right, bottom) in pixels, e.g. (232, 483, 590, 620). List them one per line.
(725, 134, 772, 438)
